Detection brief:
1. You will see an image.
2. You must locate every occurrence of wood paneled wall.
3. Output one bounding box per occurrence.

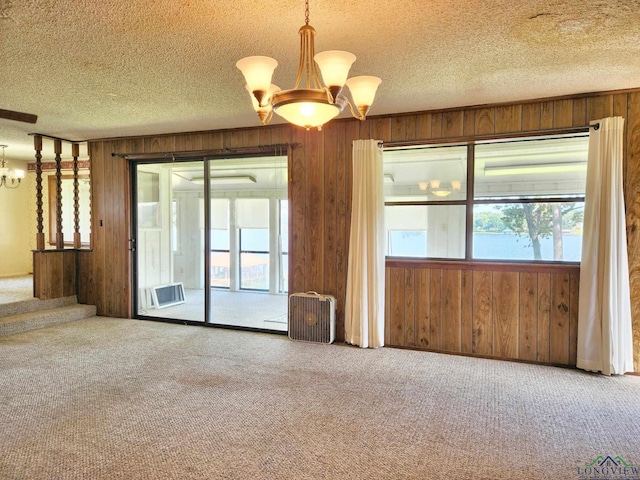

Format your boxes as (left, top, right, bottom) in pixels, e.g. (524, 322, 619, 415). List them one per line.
(33, 250, 76, 300)
(385, 262, 580, 365)
(84, 88, 640, 369)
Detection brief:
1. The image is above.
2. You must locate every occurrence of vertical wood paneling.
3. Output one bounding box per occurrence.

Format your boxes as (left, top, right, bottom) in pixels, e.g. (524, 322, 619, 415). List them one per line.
(390, 267, 405, 345)
(431, 113, 443, 138)
(209, 131, 224, 150)
(472, 270, 493, 355)
(495, 105, 522, 133)
(549, 273, 570, 365)
(553, 99, 573, 128)
(429, 269, 442, 349)
(626, 92, 640, 371)
(415, 269, 430, 348)
(416, 113, 431, 139)
(521, 103, 541, 131)
(463, 111, 475, 136)
(104, 141, 117, 315)
(322, 124, 338, 301)
(241, 128, 260, 147)
(405, 115, 418, 141)
(537, 272, 551, 363)
(518, 272, 538, 361)
(358, 119, 371, 140)
(493, 271, 519, 358)
(391, 117, 406, 142)
(33, 251, 76, 300)
(404, 269, 416, 347)
(568, 273, 580, 366)
(370, 117, 391, 142)
(443, 111, 464, 138)
(225, 130, 243, 148)
(540, 101, 554, 129)
(289, 128, 306, 294)
(385, 266, 391, 345)
(572, 98, 588, 126)
(76, 250, 93, 305)
(91, 142, 106, 314)
(143, 136, 163, 153)
(108, 141, 130, 317)
(441, 269, 461, 352)
(388, 266, 576, 365)
(62, 250, 75, 297)
(336, 120, 358, 341)
(475, 108, 495, 135)
(460, 270, 473, 354)
(587, 95, 613, 122)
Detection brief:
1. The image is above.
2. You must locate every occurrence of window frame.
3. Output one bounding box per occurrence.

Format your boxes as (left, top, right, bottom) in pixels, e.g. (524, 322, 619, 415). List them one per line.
(383, 132, 588, 265)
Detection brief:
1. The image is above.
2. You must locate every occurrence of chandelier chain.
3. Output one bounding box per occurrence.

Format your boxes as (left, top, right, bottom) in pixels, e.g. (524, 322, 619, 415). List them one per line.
(304, 0, 309, 25)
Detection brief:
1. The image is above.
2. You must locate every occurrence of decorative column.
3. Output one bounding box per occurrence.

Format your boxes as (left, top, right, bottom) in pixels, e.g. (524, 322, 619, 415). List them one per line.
(34, 135, 45, 251)
(54, 139, 64, 249)
(72, 143, 81, 248)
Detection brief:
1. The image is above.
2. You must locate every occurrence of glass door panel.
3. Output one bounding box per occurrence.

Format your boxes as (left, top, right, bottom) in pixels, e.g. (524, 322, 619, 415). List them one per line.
(134, 161, 205, 322)
(208, 156, 288, 331)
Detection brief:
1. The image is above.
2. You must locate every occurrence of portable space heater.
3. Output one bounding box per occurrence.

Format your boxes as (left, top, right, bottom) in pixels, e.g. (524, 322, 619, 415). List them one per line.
(288, 292, 336, 344)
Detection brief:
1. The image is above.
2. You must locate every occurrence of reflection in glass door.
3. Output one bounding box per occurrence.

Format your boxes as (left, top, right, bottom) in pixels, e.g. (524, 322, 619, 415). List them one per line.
(210, 198, 230, 288)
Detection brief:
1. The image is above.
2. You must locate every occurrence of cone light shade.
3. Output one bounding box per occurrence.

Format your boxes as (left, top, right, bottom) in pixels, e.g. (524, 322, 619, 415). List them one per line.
(236, 56, 279, 102)
(313, 50, 356, 89)
(346, 76, 382, 114)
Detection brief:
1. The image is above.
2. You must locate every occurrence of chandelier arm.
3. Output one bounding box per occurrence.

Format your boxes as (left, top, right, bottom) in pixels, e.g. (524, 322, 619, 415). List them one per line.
(0, 177, 21, 189)
(261, 108, 275, 126)
(345, 98, 365, 121)
(293, 27, 306, 89)
(307, 29, 322, 90)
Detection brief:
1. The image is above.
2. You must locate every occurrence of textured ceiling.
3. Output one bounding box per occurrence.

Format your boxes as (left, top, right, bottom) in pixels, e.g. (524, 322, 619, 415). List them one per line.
(1, 0, 639, 162)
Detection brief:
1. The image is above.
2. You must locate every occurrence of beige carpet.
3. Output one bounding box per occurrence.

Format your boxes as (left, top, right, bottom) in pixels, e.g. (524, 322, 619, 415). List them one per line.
(0, 275, 33, 304)
(1, 318, 639, 480)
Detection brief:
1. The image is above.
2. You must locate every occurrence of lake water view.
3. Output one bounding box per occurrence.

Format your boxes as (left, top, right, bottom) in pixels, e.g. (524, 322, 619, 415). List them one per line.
(387, 231, 582, 261)
(473, 233, 582, 262)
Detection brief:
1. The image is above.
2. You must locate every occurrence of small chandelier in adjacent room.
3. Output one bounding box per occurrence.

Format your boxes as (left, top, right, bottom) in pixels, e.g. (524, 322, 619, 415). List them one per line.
(236, 0, 381, 131)
(0, 145, 25, 189)
(418, 180, 462, 197)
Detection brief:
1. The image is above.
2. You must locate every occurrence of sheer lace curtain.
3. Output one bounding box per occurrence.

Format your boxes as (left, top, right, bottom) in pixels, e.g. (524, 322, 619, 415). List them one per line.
(345, 139, 385, 348)
(577, 117, 634, 375)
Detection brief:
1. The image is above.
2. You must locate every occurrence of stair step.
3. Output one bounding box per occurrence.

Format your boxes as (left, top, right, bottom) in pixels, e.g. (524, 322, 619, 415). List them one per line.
(0, 296, 78, 319)
(0, 304, 97, 337)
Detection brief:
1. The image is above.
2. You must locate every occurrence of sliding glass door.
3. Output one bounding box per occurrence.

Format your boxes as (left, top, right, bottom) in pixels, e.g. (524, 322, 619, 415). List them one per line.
(132, 153, 288, 332)
(134, 161, 205, 322)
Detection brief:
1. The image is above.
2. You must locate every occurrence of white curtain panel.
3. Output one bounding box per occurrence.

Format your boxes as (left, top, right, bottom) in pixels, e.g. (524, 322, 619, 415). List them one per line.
(345, 139, 385, 348)
(577, 117, 634, 375)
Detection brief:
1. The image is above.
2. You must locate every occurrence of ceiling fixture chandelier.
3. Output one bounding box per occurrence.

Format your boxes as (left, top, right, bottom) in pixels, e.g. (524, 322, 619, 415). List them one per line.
(0, 145, 25, 189)
(236, 0, 381, 131)
(418, 180, 462, 197)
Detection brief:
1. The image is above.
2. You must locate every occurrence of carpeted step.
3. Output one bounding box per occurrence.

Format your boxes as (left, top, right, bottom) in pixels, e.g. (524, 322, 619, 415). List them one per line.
(0, 296, 78, 319)
(0, 304, 97, 337)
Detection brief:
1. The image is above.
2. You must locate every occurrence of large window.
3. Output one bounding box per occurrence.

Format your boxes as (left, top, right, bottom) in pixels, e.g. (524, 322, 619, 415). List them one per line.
(384, 133, 588, 263)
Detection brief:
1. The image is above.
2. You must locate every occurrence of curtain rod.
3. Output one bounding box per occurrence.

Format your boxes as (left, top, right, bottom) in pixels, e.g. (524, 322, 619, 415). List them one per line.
(113, 143, 296, 160)
(378, 125, 599, 149)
